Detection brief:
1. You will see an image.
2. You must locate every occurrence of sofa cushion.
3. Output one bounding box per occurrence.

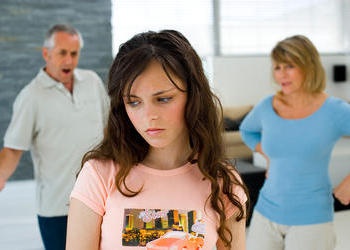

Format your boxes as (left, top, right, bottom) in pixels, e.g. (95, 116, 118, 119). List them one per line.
(223, 114, 247, 131)
(222, 105, 254, 160)
(223, 105, 253, 120)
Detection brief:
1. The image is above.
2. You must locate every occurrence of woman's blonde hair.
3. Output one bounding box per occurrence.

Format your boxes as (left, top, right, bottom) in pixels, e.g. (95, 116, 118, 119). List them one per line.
(271, 35, 326, 93)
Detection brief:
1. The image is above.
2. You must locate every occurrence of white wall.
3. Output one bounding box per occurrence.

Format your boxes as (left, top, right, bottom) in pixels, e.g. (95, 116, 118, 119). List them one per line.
(211, 55, 350, 106)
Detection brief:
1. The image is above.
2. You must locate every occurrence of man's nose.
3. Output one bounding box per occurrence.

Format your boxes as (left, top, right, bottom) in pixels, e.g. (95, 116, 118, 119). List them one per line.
(64, 55, 74, 64)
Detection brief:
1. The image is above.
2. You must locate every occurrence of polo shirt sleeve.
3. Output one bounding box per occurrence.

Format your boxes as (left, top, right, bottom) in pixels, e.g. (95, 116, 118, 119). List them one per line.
(4, 86, 36, 150)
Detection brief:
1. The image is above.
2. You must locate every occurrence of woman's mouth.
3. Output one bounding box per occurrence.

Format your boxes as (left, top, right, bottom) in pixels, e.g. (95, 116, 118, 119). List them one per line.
(281, 81, 291, 87)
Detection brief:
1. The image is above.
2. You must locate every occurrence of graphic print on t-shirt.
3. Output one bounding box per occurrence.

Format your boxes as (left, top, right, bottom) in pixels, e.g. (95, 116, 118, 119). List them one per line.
(122, 208, 205, 248)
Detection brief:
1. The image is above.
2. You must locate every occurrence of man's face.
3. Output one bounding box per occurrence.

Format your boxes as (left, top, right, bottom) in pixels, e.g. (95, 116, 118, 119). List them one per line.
(42, 31, 81, 85)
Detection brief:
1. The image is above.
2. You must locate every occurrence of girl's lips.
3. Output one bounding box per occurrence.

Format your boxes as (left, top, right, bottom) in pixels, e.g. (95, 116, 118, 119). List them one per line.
(146, 128, 164, 135)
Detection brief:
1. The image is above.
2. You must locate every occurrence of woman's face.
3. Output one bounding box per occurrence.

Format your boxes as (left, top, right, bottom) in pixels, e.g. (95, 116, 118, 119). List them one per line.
(273, 61, 305, 96)
(123, 60, 188, 150)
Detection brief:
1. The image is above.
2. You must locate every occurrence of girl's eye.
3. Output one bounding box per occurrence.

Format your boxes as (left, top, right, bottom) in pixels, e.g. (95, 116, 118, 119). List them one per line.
(126, 100, 140, 107)
(157, 97, 172, 103)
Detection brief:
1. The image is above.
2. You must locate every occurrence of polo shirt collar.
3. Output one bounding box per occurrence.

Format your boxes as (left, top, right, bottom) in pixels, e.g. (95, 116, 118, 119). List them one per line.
(38, 67, 83, 88)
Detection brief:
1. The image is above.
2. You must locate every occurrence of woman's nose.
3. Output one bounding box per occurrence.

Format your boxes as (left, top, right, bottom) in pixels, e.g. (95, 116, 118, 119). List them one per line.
(278, 67, 288, 78)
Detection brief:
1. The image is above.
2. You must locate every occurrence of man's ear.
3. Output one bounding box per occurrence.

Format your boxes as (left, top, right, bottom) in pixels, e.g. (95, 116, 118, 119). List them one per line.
(42, 47, 49, 62)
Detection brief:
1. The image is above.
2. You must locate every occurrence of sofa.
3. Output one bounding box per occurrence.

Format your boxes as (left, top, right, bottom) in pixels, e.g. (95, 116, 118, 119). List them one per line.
(222, 105, 253, 160)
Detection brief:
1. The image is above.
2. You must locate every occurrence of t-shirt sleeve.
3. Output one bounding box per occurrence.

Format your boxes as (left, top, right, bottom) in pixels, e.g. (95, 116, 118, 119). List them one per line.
(223, 169, 248, 219)
(70, 160, 111, 216)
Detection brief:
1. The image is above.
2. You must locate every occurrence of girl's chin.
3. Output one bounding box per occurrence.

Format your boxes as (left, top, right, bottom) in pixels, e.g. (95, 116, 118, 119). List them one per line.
(146, 141, 167, 149)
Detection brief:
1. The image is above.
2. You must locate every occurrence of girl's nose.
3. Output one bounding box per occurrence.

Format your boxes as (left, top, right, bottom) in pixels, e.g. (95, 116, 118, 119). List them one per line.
(145, 104, 159, 120)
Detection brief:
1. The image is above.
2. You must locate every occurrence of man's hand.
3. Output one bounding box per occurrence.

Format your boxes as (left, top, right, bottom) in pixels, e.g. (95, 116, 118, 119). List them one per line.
(0, 176, 6, 191)
(334, 174, 350, 205)
(0, 148, 23, 191)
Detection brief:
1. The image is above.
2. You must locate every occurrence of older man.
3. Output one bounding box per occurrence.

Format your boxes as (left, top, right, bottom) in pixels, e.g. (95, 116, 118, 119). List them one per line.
(0, 24, 109, 250)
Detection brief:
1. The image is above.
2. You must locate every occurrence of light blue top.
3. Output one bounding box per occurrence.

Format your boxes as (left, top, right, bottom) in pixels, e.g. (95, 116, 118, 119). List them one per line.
(240, 95, 350, 225)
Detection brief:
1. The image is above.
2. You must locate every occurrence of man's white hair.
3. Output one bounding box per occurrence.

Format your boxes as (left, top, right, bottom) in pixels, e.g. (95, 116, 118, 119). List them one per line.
(43, 24, 84, 49)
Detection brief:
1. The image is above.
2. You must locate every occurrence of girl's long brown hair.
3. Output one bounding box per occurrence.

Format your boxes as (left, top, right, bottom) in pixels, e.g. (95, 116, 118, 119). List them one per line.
(81, 30, 249, 247)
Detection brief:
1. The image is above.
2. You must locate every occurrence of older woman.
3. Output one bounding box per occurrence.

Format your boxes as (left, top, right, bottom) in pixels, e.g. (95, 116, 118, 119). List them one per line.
(240, 35, 350, 250)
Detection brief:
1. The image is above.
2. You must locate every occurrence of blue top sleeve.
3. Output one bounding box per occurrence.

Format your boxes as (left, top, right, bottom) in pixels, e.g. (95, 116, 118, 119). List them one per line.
(239, 96, 272, 151)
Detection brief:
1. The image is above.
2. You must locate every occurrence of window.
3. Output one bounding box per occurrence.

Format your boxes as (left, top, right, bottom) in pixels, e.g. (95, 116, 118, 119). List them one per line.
(111, 0, 213, 56)
(112, 0, 349, 56)
(220, 0, 345, 55)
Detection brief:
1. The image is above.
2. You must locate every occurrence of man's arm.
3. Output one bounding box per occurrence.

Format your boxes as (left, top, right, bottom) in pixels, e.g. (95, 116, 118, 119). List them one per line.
(0, 147, 23, 191)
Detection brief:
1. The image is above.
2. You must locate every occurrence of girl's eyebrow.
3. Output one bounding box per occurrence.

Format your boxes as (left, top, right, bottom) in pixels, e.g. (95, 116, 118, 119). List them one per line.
(152, 87, 175, 96)
(125, 87, 176, 98)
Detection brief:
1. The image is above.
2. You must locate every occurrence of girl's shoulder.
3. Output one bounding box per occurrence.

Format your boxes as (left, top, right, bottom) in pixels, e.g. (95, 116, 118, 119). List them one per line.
(221, 160, 244, 184)
(81, 158, 119, 183)
(221, 161, 248, 208)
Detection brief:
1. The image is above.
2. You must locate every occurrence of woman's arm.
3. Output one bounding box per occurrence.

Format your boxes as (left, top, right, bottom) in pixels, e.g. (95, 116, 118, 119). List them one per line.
(334, 174, 350, 205)
(66, 198, 102, 250)
(255, 143, 270, 178)
(216, 207, 247, 250)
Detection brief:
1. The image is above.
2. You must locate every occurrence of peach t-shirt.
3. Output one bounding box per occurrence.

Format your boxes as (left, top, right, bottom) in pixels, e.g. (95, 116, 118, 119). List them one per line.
(70, 159, 247, 250)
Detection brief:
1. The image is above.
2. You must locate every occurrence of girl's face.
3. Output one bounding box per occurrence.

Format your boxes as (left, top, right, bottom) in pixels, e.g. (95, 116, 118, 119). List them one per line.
(273, 61, 305, 96)
(123, 60, 188, 150)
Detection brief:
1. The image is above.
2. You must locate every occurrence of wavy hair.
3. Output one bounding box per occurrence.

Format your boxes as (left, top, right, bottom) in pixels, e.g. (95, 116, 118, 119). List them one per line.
(271, 35, 326, 93)
(82, 30, 248, 247)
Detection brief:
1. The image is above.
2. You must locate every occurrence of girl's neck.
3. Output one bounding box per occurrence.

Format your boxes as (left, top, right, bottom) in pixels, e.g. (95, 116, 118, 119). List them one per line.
(142, 144, 192, 170)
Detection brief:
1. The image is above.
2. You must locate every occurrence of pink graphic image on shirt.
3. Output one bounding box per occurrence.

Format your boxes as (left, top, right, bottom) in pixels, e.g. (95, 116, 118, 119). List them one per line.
(122, 208, 205, 248)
